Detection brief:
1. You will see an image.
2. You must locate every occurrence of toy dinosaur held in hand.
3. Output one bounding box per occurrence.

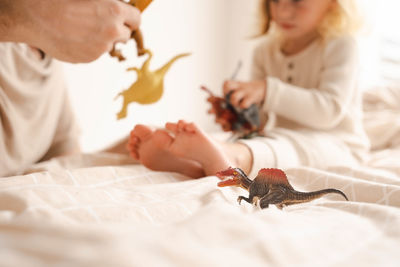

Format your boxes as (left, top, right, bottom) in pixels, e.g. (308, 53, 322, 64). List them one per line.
(217, 167, 348, 209)
(109, 0, 153, 60)
(201, 62, 261, 139)
(115, 49, 190, 119)
(202, 86, 261, 139)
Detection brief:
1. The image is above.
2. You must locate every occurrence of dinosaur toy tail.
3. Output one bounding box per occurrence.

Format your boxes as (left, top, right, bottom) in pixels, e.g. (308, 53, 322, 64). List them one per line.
(114, 92, 123, 101)
(155, 53, 191, 77)
(291, 188, 349, 202)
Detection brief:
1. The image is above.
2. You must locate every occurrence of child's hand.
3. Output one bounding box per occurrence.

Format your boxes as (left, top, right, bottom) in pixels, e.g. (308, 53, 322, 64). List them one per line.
(223, 80, 267, 109)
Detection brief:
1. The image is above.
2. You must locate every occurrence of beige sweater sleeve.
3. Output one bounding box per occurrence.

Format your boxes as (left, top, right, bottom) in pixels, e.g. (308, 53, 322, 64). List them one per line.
(261, 37, 359, 130)
(0, 43, 81, 176)
(40, 87, 81, 162)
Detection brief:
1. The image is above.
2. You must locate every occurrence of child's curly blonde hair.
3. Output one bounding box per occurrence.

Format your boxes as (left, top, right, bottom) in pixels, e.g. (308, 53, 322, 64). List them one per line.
(258, 0, 363, 39)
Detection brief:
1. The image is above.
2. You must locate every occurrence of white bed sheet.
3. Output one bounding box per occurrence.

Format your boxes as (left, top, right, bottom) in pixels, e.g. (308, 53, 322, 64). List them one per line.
(0, 86, 399, 267)
(0, 148, 399, 267)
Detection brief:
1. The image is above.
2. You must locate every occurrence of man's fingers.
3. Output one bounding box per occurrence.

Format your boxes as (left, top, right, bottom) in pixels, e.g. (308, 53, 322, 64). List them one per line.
(114, 24, 132, 44)
(120, 3, 141, 31)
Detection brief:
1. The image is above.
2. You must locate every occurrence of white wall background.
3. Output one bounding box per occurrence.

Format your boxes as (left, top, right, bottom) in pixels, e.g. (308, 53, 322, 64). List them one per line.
(64, 0, 255, 152)
(63, 0, 400, 153)
(356, 0, 400, 89)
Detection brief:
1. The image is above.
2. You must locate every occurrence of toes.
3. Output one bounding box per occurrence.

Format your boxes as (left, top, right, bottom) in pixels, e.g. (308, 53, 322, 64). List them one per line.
(128, 135, 140, 146)
(166, 121, 198, 135)
(127, 139, 139, 151)
(165, 122, 179, 134)
(176, 120, 198, 134)
(130, 150, 140, 160)
(177, 120, 189, 132)
(132, 124, 153, 141)
(128, 135, 139, 149)
(127, 138, 140, 160)
(184, 122, 197, 133)
(130, 130, 137, 139)
(153, 129, 174, 148)
(126, 141, 139, 160)
(129, 124, 154, 160)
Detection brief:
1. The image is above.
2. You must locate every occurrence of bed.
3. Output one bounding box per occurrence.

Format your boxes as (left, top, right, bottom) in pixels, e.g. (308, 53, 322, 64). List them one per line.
(1, 87, 399, 267)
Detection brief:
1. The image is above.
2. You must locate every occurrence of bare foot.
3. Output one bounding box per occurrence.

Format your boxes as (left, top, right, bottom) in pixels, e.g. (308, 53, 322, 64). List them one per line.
(164, 120, 234, 176)
(128, 125, 205, 178)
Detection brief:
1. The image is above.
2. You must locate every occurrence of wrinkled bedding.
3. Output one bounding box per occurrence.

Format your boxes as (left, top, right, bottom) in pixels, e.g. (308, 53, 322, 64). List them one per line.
(0, 87, 399, 267)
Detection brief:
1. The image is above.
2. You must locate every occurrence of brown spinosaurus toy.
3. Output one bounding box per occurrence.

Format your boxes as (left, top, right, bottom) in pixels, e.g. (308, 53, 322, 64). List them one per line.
(217, 167, 348, 209)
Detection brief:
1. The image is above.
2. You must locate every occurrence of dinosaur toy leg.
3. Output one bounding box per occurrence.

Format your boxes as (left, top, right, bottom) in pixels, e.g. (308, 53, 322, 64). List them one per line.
(127, 67, 140, 73)
(238, 195, 261, 206)
(237, 196, 252, 205)
(259, 191, 287, 209)
(116, 96, 129, 119)
(259, 197, 273, 209)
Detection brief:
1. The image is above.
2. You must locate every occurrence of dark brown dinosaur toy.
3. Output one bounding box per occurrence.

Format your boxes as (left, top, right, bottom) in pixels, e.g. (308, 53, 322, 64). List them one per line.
(201, 62, 262, 139)
(216, 167, 348, 209)
(201, 86, 261, 139)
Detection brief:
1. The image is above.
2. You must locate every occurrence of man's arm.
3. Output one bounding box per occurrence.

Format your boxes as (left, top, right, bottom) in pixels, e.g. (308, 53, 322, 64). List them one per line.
(0, 0, 141, 63)
(0, 0, 18, 41)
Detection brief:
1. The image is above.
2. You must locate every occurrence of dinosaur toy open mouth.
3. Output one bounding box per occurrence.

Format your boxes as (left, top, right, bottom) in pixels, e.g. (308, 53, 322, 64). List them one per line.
(216, 167, 242, 187)
(217, 177, 240, 187)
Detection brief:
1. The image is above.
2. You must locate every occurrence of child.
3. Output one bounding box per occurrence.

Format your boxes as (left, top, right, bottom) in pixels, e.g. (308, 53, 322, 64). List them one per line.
(128, 0, 370, 178)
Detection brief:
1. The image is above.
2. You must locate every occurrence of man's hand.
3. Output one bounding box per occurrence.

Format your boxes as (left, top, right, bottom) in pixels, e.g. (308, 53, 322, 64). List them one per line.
(1, 0, 141, 63)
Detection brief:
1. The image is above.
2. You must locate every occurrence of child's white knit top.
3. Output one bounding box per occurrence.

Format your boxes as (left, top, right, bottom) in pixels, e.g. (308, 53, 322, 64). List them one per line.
(242, 35, 370, 177)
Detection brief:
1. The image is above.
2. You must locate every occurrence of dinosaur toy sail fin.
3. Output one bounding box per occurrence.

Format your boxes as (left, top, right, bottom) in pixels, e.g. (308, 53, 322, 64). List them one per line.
(256, 168, 292, 187)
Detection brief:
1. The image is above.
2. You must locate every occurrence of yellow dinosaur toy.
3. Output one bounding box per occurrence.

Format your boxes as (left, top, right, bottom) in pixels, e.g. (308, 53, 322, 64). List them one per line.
(115, 49, 191, 119)
(128, 0, 153, 12)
